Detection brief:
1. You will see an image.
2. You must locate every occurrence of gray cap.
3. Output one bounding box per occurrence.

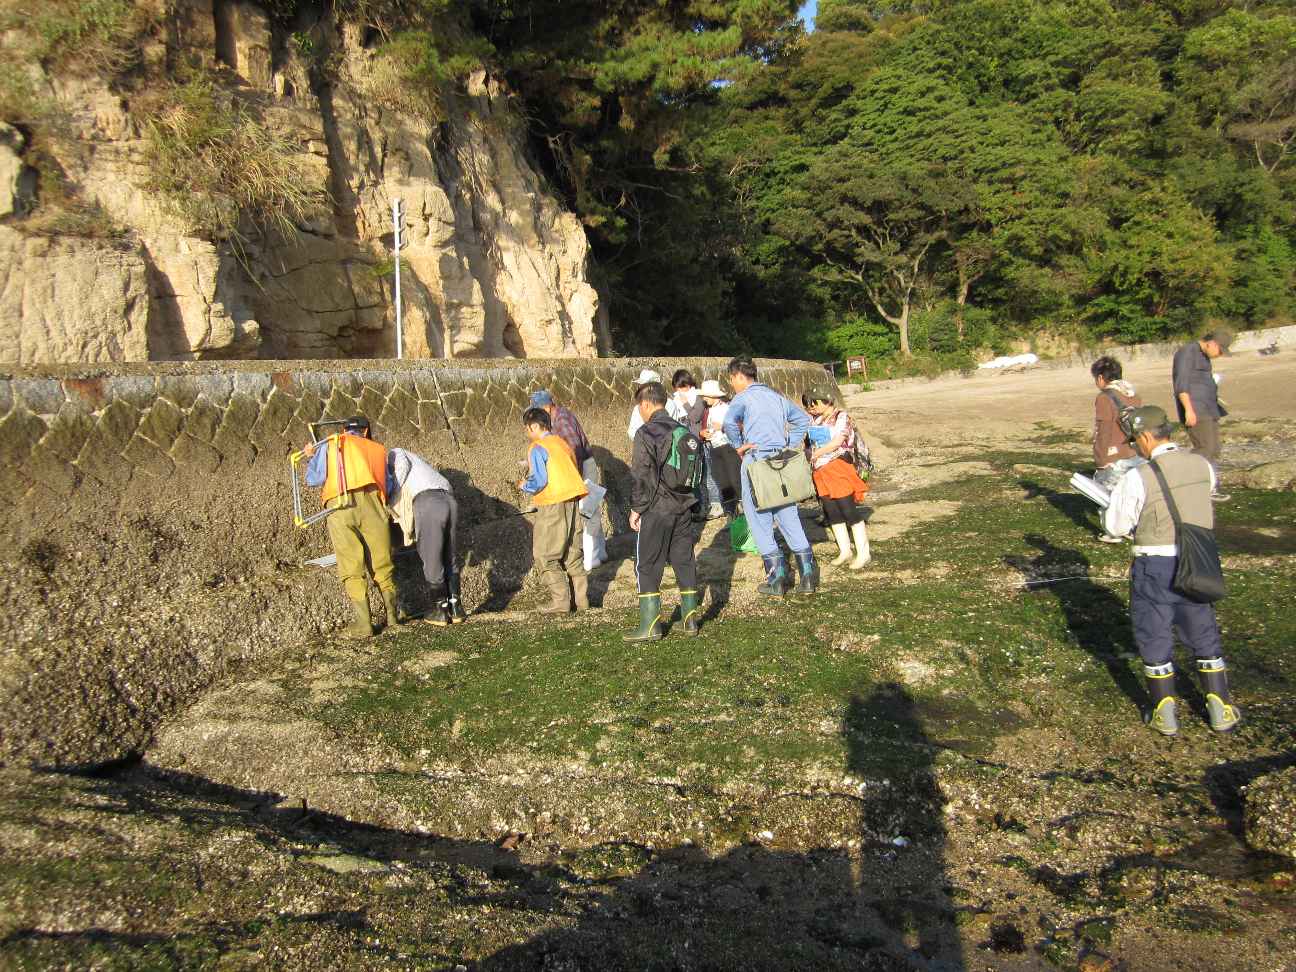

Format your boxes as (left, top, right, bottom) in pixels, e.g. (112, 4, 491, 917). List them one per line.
(1204, 326, 1235, 353)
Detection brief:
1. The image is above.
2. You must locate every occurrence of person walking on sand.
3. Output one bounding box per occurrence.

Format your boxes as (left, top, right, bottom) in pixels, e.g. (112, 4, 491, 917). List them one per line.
(1172, 326, 1233, 501)
(1090, 355, 1143, 543)
(722, 356, 816, 596)
(519, 407, 589, 615)
(803, 387, 871, 569)
(1103, 405, 1241, 736)
(624, 382, 703, 642)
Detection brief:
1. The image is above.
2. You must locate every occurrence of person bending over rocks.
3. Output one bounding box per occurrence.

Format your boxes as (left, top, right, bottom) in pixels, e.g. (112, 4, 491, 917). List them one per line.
(386, 447, 465, 627)
(303, 415, 404, 639)
(518, 407, 589, 615)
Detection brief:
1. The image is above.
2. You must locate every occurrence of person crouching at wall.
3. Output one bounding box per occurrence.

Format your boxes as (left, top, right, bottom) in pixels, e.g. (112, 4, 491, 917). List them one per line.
(625, 382, 702, 642)
(803, 387, 871, 570)
(519, 407, 590, 615)
(304, 415, 404, 640)
(387, 447, 466, 626)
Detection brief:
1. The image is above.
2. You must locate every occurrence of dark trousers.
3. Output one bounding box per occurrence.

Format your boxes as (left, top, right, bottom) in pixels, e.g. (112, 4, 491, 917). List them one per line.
(708, 444, 742, 512)
(822, 494, 862, 526)
(635, 507, 699, 594)
(414, 489, 458, 588)
(1130, 555, 1223, 667)
(1187, 418, 1221, 480)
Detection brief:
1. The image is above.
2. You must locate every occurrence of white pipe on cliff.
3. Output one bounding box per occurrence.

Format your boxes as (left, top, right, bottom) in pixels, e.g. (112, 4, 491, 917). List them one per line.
(392, 197, 404, 360)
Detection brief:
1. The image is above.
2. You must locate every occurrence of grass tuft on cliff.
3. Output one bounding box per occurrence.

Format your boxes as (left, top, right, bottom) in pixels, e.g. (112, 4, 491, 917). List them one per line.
(0, 0, 155, 77)
(143, 71, 323, 243)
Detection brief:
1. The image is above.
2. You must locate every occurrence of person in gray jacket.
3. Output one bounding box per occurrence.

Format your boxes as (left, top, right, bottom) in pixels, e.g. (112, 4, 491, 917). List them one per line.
(387, 448, 466, 626)
(1171, 326, 1232, 501)
(1103, 406, 1241, 736)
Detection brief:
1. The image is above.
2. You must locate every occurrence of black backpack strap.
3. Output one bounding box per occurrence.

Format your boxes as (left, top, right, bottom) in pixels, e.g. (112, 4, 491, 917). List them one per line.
(1146, 459, 1183, 541)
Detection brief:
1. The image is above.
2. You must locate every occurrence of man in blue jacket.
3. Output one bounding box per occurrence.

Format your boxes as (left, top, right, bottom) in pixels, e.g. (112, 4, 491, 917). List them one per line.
(722, 356, 817, 595)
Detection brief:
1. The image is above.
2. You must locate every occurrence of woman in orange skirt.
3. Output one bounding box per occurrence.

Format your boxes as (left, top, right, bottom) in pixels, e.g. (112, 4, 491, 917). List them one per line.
(803, 388, 871, 569)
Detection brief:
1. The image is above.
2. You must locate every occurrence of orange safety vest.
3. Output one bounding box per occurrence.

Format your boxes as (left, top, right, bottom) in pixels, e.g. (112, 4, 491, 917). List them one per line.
(529, 434, 587, 506)
(320, 433, 388, 506)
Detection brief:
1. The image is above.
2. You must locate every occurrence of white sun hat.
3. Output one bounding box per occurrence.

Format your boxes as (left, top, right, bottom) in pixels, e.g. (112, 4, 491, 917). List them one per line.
(699, 379, 727, 399)
(635, 368, 661, 385)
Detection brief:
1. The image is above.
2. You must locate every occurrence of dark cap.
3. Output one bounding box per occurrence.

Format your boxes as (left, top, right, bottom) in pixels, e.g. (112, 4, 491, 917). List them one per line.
(1203, 326, 1235, 353)
(342, 415, 371, 435)
(1122, 405, 1170, 442)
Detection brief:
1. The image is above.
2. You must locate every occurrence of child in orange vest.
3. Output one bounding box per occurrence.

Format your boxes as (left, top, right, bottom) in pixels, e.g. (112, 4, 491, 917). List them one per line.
(518, 407, 589, 615)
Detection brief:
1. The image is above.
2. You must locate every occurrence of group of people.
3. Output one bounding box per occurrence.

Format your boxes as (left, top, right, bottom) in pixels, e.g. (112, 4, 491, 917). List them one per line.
(303, 331, 1242, 740)
(303, 356, 874, 645)
(1087, 326, 1241, 736)
(301, 416, 468, 639)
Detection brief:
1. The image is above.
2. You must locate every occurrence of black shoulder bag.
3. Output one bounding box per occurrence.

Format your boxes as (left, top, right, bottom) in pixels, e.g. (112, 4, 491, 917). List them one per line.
(1147, 460, 1226, 604)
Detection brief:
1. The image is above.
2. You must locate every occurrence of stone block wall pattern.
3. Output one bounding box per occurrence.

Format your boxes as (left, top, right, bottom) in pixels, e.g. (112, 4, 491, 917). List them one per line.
(0, 358, 833, 767)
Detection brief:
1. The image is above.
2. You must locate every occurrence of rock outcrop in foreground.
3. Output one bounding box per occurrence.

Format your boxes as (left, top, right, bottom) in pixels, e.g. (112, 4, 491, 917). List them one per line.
(0, 0, 606, 364)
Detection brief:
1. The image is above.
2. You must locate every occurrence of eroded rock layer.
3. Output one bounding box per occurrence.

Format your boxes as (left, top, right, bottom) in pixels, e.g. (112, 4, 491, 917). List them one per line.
(0, 0, 606, 365)
(0, 357, 830, 767)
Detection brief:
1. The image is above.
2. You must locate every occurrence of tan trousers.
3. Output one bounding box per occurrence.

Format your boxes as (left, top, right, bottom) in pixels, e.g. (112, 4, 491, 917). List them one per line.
(533, 499, 586, 586)
(327, 486, 395, 602)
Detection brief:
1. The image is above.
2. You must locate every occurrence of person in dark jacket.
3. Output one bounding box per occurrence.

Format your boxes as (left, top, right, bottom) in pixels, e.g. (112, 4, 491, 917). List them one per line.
(625, 382, 702, 642)
(1171, 326, 1232, 501)
(672, 368, 718, 523)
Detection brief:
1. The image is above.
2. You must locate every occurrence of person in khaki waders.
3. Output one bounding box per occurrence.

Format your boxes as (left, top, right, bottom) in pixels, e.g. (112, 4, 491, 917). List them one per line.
(518, 407, 589, 615)
(306, 416, 406, 639)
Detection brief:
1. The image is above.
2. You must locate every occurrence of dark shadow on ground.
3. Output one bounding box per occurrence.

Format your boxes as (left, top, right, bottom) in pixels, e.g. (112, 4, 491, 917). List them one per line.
(443, 468, 534, 613)
(1004, 534, 1145, 713)
(586, 447, 635, 608)
(1203, 751, 1296, 839)
(0, 764, 560, 968)
(477, 684, 967, 971)
(1214, 522, 1296, 557)
(1018, 479, 1103, 536)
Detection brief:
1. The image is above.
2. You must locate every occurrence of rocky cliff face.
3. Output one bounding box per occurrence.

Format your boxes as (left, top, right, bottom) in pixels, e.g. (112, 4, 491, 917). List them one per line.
(0, 0, 607, 365)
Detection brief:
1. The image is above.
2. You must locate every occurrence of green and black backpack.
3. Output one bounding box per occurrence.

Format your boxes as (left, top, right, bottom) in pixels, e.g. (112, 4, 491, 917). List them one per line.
(660, 425, 703, 494)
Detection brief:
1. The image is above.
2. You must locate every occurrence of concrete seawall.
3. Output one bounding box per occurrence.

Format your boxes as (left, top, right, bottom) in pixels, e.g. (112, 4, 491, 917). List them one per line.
(0, 358, 831, 768)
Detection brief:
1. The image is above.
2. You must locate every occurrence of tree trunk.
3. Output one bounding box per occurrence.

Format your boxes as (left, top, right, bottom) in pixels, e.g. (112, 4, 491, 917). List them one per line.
(898, 304, 911, 357)
(955, 270, 970, 341)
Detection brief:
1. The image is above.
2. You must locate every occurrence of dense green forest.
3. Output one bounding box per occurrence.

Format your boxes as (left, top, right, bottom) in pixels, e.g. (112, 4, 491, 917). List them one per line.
(6, 0, 1295, 364)
(461, 0, 1296, 365)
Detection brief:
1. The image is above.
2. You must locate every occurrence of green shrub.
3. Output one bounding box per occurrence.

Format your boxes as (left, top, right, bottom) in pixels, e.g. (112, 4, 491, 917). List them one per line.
(362, 29, 494, 121)
(867, 349, 979, 381)
(143, 74, 320, 243)
(0, 0, 154, 76)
